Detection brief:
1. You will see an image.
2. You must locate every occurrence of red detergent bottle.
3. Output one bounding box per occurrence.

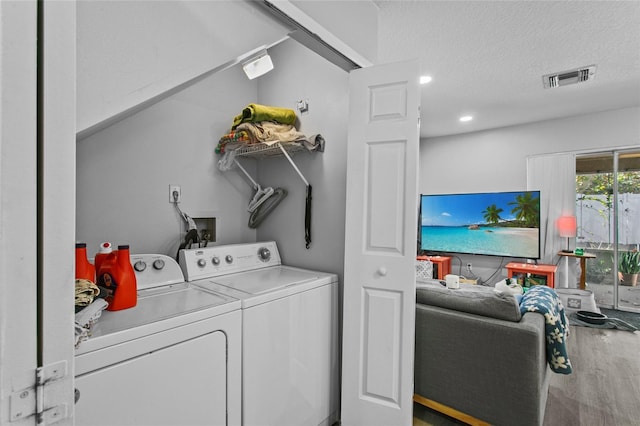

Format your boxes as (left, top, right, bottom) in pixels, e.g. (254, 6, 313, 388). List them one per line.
(97, 244, 137, 311)
(94, 242, 113, 276)
(75, 243, 96, 283)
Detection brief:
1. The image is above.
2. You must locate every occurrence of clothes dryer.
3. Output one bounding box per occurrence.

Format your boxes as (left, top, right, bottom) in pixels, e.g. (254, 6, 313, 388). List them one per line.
(180, 241, 339, 426)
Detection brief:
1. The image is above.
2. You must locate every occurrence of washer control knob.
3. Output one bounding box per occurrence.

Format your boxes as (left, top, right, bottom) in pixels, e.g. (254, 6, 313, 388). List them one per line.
(197, 258, 207, 268)
(225, 255, 233, 264)
(133, 261, 147, 272)
(212, 256, 220, 265)
(258, 247, 271, 262)
(153, 259, 165, 270)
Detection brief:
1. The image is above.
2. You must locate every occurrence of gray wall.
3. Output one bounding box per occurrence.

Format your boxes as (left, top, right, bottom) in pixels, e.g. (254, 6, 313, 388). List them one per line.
(419, 106, 640, 281)
(254, 39, 350, 280)
(76, 38, 350, 285)
(75, 3, 354, 281)
(76, 65, 259, 256)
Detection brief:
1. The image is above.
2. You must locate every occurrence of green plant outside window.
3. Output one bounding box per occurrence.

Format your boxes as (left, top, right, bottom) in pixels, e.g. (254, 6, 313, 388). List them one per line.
(619, 251, 640, 274)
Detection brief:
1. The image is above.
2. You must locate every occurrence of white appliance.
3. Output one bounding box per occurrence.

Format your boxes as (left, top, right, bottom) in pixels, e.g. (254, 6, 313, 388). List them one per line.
(179, 241, 340, 426)
(74, 253, 242, 426)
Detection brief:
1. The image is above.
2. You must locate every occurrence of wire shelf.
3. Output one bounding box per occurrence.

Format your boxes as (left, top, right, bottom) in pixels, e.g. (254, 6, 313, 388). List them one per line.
(234, 141, 307, 159)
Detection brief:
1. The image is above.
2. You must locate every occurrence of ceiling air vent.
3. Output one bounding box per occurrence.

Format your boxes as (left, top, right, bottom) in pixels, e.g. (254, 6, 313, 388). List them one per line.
(543, 65, 597, 89)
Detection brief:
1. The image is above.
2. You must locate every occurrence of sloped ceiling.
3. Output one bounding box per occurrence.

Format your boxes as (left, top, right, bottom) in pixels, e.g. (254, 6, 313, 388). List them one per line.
(375, 1, 640, 138)
(77, 0, 291, 135)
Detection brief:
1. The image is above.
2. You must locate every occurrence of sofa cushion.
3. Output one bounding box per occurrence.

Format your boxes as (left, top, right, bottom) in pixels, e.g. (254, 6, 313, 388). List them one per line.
(416, 282, 522, 322)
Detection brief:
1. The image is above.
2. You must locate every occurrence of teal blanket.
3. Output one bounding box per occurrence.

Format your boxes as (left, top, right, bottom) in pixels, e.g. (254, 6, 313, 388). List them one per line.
(520, 286, 573, 374)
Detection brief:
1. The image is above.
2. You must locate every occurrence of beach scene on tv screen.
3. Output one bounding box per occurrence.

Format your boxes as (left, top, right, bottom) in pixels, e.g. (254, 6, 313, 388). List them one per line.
(421, 191, 540, 258)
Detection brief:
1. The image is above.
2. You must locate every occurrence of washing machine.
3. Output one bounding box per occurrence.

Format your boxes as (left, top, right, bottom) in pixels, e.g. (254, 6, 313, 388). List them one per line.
(74, 253, 242, 426)
(179, 241, 340, 426)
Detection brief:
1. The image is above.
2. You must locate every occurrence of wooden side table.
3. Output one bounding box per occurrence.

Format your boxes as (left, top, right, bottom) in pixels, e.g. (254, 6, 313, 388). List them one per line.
(417, 255, 452, 279)
(505, 262, 557, 288)
(557, 251, 596, 290)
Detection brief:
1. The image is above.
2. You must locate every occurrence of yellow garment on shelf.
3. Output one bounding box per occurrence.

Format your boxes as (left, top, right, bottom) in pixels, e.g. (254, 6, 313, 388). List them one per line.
(232, 103, 297, 129)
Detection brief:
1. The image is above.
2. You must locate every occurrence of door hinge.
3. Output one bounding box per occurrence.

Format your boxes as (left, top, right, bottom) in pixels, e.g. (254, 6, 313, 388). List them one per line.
(10, 361, 68, 424)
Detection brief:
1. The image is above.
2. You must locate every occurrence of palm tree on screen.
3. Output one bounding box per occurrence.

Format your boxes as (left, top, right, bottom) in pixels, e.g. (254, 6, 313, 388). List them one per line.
(509, 193, 540, 227)
(482, 204, 503, 224)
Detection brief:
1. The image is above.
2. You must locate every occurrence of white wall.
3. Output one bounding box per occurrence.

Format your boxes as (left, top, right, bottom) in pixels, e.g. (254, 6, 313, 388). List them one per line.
(255, 39, 350, 280)
(421, 107, 640, 194)
(419, 106, 640, 280)
(76, 65, 258, 256)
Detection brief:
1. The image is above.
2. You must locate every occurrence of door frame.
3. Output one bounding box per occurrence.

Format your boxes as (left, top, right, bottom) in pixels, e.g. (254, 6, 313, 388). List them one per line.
(39, 1, 77, 423)
(576, 147, 640, 313)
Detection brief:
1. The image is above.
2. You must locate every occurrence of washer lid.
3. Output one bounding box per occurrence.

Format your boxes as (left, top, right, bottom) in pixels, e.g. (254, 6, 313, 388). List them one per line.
(84, 283, 239, 343)
(210, 266, 320, 295)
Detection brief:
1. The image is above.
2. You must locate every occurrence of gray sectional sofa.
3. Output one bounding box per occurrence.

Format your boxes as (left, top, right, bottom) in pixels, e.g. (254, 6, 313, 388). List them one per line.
(414, 281, 550, 426)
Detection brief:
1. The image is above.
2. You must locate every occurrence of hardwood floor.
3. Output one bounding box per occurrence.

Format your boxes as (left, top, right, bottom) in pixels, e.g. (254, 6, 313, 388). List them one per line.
(413, 324, 640, 426)
(543, 325, 640, 426)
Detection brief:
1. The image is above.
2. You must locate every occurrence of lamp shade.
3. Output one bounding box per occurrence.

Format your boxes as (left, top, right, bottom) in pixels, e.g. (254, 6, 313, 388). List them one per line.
(557, 215, 577, 238)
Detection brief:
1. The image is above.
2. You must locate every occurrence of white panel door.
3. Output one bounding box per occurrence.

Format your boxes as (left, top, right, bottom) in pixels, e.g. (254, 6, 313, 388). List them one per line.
(1, 2, 75, 424)
(0, 1, 38, 424)
(341, 60, 420, 426)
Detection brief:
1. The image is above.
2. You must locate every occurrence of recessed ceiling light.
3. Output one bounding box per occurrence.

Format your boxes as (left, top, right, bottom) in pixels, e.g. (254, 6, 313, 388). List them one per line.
(459, 115, 473, 122)
(420, 75, 432, 85)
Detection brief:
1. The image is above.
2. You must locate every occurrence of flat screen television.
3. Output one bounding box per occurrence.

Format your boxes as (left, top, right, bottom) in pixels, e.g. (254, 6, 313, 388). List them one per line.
(419, 190, 541, 259)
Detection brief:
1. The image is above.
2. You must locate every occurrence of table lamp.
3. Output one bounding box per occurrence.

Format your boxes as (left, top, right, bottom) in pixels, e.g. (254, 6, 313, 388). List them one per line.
(557, 215, 577, 253)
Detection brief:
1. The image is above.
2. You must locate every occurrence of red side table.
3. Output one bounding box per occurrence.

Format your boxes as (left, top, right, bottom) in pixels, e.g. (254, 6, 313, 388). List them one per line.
(505, 262, 557, 288)
(417, 255, 452, 280)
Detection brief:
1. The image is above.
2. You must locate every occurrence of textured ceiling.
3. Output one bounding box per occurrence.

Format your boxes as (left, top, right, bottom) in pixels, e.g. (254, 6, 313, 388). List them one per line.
(376, 1, 640, 138)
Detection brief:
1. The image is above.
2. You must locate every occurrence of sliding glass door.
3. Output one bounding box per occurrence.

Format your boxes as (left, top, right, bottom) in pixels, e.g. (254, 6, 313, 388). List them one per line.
(576, 150, 640, 312)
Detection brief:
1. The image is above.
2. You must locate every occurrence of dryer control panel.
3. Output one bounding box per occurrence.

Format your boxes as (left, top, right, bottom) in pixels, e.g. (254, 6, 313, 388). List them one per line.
(179, 241, 281, 282)
(129, 254, 185, 290)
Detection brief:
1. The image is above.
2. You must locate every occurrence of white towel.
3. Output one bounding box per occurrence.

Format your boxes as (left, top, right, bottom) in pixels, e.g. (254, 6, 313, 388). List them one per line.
(494, 278, 524, 296)
(74, 298, 109, 348)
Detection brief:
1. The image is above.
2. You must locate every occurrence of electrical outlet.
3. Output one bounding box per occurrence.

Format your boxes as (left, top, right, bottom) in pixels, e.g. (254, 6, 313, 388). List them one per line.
(467, 263, 473, 271)
(169, 185, 181, 203)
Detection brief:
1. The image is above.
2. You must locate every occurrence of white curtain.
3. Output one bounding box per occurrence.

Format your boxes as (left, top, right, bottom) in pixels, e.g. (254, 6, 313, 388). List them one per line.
(527, 153, 579, 288)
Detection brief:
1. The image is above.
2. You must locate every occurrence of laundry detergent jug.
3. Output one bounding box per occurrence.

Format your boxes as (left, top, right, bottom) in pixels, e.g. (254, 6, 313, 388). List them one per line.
(94, 241, 113, 276)
(97, 244, 137, 311)
(75, 243, 96, 283)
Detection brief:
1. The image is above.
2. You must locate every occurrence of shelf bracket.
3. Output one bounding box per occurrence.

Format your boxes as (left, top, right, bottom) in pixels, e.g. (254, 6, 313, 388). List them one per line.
(233, 158, 259, 190)
(278, 144, 309, 187)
